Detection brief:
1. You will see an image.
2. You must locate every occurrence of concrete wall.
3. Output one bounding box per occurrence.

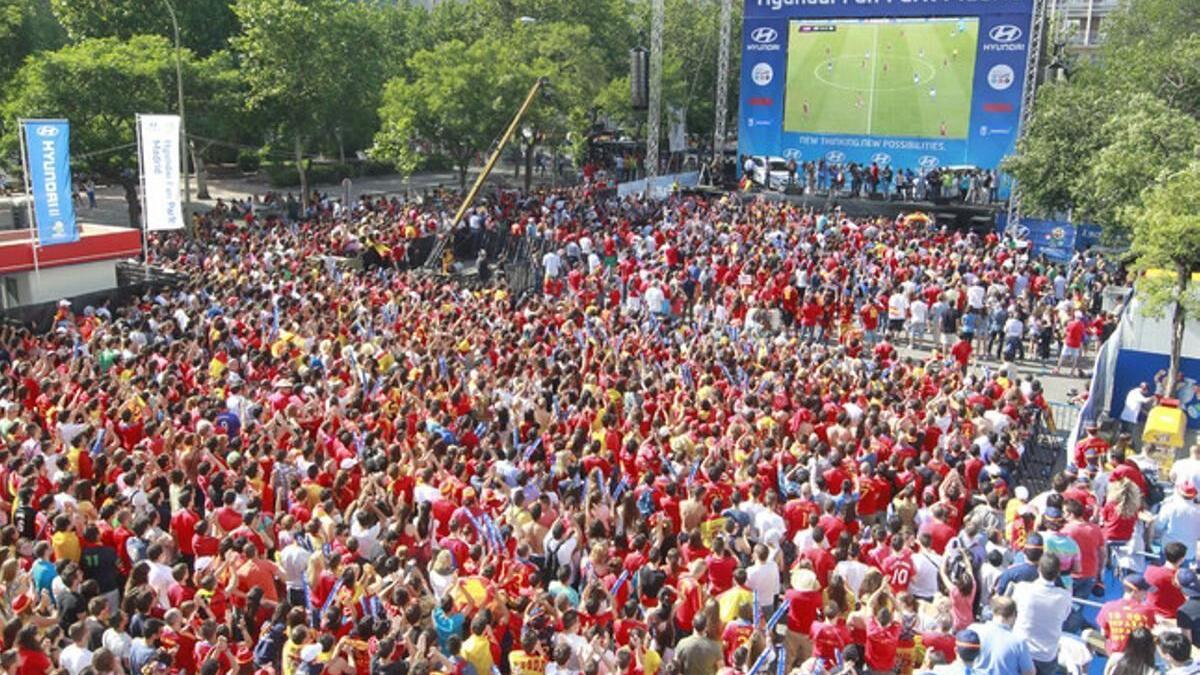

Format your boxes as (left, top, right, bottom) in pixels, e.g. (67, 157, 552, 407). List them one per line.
(11, 259, 119, 306)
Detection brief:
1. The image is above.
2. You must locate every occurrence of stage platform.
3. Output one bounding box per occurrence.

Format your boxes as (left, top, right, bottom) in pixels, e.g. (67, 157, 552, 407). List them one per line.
(684, 185, 1004, 234)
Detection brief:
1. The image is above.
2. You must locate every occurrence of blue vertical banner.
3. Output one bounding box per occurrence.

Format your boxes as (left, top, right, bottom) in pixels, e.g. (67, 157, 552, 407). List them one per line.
(22, 119, 79, 246)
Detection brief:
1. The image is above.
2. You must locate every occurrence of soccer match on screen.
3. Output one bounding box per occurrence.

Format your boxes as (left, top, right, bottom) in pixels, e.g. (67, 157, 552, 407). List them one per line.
(784, 17, 980, 139)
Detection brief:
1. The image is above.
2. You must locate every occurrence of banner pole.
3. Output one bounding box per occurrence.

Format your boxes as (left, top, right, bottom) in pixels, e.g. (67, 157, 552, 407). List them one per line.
(17, 120, 39, 275)
(135, 114, 149, 264)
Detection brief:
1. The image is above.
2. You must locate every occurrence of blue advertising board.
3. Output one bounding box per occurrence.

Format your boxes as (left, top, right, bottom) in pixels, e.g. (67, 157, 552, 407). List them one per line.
(21, 119, 78, 245)
(739, 0, 1034, 181)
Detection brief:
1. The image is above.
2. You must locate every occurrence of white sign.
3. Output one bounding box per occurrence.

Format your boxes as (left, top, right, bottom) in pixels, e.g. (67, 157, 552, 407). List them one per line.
(751, 63, 774, 86)
(138, 114, 184, 231)
(987, 64, 1016, 91)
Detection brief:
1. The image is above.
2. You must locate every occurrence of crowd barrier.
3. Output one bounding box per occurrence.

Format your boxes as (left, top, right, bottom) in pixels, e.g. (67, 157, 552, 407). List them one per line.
(616, 172, 700, 199)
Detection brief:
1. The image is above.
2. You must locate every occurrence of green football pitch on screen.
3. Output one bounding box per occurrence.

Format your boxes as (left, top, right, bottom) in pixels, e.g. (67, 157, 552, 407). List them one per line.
(783, 17, 980, 140)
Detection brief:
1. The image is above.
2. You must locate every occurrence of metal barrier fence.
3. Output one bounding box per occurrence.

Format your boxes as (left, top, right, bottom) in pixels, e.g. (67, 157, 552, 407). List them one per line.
(1013, 407, 1066, 496)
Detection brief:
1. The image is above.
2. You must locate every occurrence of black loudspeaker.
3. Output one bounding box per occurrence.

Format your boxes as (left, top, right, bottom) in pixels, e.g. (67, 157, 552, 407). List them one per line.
(631, 47, 649, 110)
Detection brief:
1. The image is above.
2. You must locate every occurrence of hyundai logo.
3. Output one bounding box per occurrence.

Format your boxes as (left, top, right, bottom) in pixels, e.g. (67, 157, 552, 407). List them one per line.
(782, 148, 802, 160)
(750, 27, 778, 44)
(988, 24, 1023, 43)
(34, 125, 59, 137)
(825, 151, 845, 164)
(918, 155, 940, 170)
(871, 153, 892, 166)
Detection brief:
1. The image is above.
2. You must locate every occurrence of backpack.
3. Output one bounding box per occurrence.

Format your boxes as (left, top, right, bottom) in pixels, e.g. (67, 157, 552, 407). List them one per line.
(252, 623, 286, 667)
(541, 537, 567, 588)
(1146, 479, 1166, 507)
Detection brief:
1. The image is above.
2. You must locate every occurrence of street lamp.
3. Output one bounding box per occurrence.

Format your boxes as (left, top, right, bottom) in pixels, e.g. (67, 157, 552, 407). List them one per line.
(160, 0, 190, 225)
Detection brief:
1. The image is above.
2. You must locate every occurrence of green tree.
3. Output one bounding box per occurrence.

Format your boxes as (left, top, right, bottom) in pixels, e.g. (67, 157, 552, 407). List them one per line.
(2, 35, 224, 226)
(232, 0, 394, 206)
(1005, 0, 1200, 238)
(373, 38, 519, 189)
(1127, 162, 1200, 388)
(49, 0, 236, 56)
(501, 21, 607, 191)
(0, 0, 67, 86)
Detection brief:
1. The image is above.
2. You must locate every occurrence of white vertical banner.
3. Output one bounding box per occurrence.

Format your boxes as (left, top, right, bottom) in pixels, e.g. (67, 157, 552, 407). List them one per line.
(137, 114, 183, 231)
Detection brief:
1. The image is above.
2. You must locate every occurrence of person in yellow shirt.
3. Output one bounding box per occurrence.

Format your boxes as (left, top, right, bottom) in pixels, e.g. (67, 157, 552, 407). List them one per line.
(508, 632, 547, 675)
(460, 616, 495, 675)
(51, 514, 81, 563)
(280, 626, 308, 675)
(717, 569, 756, 623)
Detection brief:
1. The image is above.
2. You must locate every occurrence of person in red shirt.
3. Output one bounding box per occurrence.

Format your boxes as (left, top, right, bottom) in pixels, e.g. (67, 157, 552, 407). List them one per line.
(783, 569, 823, 670)
(950, 333, 973, 369)
(1056, 311, 1088, 376)
(1145, 542, 1188, 618)
(15, 625, 52, 675)
(170, 490, 201, 565)
(918, 505, 957, 554)
(863, 608, 902, 673)
(1072, 422, 1110, 469)
(883, 538, 916, 593)
(1096, 574, 1157, 653)
(1061, 499, 1105, 597)
(705, 537, 738, 595)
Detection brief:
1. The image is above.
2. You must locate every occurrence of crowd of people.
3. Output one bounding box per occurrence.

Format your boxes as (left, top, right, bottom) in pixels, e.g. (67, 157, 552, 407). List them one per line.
(742, 157, 1002, 205)
(1, 181, 1192, 675)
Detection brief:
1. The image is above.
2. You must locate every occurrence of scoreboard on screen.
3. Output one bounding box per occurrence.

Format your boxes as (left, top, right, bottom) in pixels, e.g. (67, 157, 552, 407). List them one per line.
(739, 0, 1034, 176)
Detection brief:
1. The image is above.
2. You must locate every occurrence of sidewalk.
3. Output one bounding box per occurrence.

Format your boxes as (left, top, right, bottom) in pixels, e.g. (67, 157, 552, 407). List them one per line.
(70, 161, 576, 229)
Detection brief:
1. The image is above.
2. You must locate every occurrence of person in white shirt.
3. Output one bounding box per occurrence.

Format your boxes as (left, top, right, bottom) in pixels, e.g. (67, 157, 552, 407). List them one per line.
(1171, 444, 1200, 494)
(278, 533, 313, 606)
(145, 544, 175, 609)
(967, 282, 986, 311)
(1012, 555, 1073, 672)
(542, 249, 564, 278)
(1156, 482, 1200, 562)
(908, 298, 929, 347)
(888, 291, 909, 338)
(1120, 382, 1155, 433)
(745, 544, 781, 609)
(911, 533, 944, 601)
(59, 622, 93, 675)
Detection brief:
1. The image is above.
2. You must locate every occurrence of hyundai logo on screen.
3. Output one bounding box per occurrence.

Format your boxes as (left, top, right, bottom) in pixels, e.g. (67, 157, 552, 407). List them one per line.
(782, 148, 802, 160)
(984, 24, 1026, 51)
(751, 27, 778, 43)
(825, 151, 845, 164)
(747, 25, 781, 51)
(989, 25, 1022, 43)
(34, 125, 59, 137)
(871, 153, 892, 167)
(918, 155, 940, 170)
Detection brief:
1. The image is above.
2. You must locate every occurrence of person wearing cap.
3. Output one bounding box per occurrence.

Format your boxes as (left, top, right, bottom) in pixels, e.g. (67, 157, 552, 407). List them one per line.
(1011, 553, 1072, 675)
(923, 628, 982, 675)
(1174, 570, 1200, 649)
(1096, 573, 1157, 654)
(1157, 482, 1200, 562)
(1172, 444, 1200, 496)
(783, 566, 823, 669)
(1039, 506, 1082, 591)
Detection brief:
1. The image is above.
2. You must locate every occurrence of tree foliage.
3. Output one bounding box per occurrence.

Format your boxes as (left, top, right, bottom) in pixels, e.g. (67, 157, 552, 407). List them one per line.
(1005, 0, 1200, 238)
(373, 38, 519, 187)
(49, 0, 237, 56)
